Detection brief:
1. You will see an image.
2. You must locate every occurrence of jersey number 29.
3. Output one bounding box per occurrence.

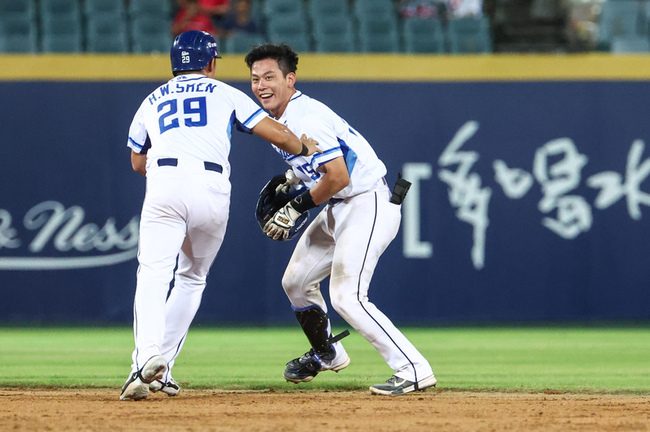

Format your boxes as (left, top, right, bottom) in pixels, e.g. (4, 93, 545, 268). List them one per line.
(158, 97, 207, 134)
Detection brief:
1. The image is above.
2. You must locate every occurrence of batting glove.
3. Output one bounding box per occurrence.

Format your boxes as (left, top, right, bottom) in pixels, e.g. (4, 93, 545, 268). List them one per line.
(274, 169, 300, 195)
(264, 202, 302, 241)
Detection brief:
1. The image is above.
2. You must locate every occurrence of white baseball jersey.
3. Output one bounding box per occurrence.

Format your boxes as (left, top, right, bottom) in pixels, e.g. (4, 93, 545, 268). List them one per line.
(128, 74, 268, 178)
(275, 90, 434, 385)
(125, 74, 269, 382)
(272, 91, 387, 198)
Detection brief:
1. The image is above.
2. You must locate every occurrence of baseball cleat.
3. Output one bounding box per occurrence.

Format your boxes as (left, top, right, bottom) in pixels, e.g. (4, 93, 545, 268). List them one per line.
(283, 348, 350, 383)
(119, 355, 168, 401)
(369, 374, 437, 396)
(150, 378, 181, 397)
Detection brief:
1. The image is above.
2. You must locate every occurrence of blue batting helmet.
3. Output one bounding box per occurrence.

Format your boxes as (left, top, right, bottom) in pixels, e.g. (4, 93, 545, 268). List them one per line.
(256, 174, 311, 241)
(170, 30, 222, 74)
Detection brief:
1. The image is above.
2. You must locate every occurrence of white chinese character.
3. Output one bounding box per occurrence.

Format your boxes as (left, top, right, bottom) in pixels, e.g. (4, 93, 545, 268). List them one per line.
(438, 121, 491, 269)
(533, 138, 592, 239)
(587, 139, 650, 220)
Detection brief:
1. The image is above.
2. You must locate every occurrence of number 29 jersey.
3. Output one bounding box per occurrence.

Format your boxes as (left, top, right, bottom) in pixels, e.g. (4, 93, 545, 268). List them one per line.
(127, 74, 269, 178)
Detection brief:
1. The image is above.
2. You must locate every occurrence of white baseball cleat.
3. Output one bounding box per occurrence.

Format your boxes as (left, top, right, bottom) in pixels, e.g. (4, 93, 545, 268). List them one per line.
(369, 374, 437, 396)
(149, 378, 181, 397)
(119, 355, 168, 401)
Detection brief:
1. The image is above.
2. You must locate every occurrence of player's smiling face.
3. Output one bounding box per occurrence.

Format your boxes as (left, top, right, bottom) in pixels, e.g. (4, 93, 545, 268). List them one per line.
(250, 58, 296, 119)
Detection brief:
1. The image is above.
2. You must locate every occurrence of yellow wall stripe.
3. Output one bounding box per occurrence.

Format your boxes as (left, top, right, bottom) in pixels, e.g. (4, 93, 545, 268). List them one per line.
(2, 53, 650, 82)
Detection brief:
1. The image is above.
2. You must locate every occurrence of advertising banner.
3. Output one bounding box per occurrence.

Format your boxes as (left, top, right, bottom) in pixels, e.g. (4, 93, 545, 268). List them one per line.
(1, 77, 649, 324)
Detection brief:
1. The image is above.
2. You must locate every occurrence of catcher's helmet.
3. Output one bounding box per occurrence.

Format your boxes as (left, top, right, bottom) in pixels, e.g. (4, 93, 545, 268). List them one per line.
(170, 30, 222, 74)
(256, 175, 310, 241)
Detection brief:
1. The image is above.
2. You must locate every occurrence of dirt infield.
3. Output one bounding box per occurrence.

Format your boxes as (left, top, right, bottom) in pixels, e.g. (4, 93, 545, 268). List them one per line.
(1, 388, 649, 432)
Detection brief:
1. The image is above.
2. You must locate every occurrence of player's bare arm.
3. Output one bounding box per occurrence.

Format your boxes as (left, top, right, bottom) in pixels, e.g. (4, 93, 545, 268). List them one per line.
(131, 151, 146, 176)
(309, 157, 350, 205)
(251, 117, 321, 156)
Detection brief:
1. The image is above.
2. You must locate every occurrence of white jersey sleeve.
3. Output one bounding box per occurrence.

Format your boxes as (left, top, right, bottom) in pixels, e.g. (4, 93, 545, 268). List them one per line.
(276, 92, 387, 198)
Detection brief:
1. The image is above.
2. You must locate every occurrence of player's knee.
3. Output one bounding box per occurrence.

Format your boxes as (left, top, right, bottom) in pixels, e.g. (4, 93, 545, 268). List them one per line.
(175, 272, 206, 291)
(281, 266, 304, 296)
(330, 293, 358, 322)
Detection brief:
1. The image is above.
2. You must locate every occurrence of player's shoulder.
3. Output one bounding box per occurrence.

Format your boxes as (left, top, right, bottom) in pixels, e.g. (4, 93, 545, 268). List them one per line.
(290, 92, 337, 122)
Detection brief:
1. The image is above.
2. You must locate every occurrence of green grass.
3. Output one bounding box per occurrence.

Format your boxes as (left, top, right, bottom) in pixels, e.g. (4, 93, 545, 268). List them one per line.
(0, 326, 649, 393)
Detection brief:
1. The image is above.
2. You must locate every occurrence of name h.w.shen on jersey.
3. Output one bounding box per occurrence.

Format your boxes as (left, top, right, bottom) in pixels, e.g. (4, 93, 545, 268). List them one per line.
(0, 201, 139, 270)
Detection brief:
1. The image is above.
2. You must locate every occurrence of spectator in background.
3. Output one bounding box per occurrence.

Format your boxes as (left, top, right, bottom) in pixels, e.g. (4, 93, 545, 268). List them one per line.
(398, 0, 440, 19)
(449, 0, 483, 18)
(171, 0, 231, 38)
(217, 0, 261, 38)
(398, 0, 483, 19)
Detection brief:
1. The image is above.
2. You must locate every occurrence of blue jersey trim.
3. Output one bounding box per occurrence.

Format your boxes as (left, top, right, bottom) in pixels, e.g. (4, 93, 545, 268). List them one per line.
(339, 139, 356, 174)
(175, 76, 205, 82)
(242, 108, 264, 128)
(227, 110, 235, 140)
(142, 135, 151, 154)
(313, 147, 342, 165)
(286, 154, 300, 162)
(128, 137, 143, 150)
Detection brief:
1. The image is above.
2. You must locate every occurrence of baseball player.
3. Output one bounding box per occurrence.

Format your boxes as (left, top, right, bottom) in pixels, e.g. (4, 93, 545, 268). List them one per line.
(120, 31, 320, 401)
(245, 44, 437, 395)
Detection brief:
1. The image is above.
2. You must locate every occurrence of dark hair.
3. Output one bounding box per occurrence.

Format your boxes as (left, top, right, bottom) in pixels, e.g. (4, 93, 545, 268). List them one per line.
(244, 43, 299, 76)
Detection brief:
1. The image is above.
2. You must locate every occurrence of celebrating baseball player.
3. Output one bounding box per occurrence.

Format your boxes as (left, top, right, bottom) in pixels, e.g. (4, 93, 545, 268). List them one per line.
(120, 31, 320, 401)
(245, 44, 437, 395)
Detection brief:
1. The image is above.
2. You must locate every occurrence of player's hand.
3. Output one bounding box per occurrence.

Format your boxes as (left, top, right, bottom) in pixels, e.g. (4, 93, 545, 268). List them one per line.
(300, 134, 322, 156)
(274, 169, 300, 194)
(264, 202, 302, 241)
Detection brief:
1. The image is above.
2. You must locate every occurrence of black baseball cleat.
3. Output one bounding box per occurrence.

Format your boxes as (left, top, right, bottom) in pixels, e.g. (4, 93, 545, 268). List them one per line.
(119, 355, 168, 401)
(283, 348, 350, 383)
(369, 374, 437, 396)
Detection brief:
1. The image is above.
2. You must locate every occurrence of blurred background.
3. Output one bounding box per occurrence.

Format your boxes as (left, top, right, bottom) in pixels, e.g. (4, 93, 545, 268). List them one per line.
(1, 0, 650, 328)
(1, 0, 648, 55)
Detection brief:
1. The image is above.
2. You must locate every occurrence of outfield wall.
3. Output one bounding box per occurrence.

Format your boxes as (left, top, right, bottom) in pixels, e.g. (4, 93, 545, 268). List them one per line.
(1, 54, 650, 324)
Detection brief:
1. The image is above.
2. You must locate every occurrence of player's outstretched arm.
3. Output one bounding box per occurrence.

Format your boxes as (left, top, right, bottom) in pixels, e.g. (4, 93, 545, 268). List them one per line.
(252, 117, 321, 156)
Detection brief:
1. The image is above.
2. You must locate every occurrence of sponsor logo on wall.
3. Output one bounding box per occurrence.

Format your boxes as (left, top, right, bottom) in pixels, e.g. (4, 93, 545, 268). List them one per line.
(0, 201, 139, 270)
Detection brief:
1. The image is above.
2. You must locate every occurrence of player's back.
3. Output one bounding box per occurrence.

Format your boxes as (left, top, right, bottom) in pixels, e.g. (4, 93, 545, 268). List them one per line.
(135, 74, 249, 173)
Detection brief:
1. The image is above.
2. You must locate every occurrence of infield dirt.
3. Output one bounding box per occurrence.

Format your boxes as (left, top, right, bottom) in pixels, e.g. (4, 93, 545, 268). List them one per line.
(1, 388, 649, 431)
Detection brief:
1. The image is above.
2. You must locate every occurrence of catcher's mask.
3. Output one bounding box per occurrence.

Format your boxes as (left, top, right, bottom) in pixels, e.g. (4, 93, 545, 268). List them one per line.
(255, 175, 310, 241)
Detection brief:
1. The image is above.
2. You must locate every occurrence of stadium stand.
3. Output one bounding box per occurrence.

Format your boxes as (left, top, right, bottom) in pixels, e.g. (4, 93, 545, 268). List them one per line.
(447, 16, 493, 54)
(128, 0, 174, 20)
(357, 14, 401, 53)
(596, 0, 644, 51)
(39, 0, 81, 21)
(223, 32, 266, 54)
(308, 0, 349, 20)
(610, 34, 650, 53)
(0, 0, 37, 21)
(352, 0, 396, 20)
(262, 0, 305, 21)
(41, 14, 83, 53)
(83, 0, 126, 20)
(0, 0, 37, 53)
(130, 16, 173, 54)
(312, 14, 356, 53)
(0, 16, 38, 53)
(4, 0, 639, 55)
(402, 17, 445, 54)
(85, 14, 129, 53)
